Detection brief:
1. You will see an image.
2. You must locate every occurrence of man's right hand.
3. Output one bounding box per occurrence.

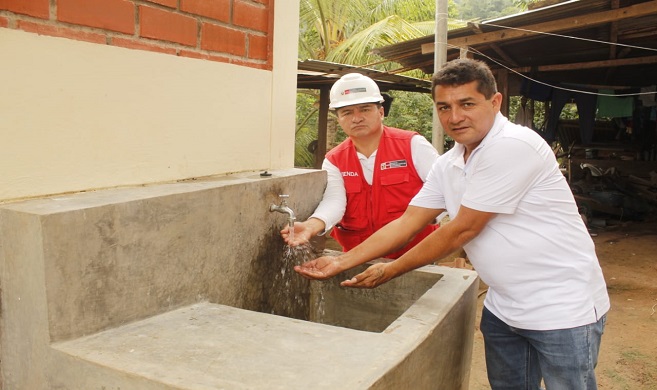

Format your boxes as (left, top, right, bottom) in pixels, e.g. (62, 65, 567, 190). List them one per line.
(280, 221, 314, 246)
(280, 218, 326, 247)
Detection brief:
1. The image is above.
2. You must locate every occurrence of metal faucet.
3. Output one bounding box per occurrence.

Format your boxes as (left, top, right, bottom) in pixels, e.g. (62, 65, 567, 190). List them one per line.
(269, 194, 296, 228)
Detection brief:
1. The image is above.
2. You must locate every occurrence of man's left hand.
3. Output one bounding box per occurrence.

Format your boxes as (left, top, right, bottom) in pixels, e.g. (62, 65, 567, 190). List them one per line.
(340, 263, 391, 288)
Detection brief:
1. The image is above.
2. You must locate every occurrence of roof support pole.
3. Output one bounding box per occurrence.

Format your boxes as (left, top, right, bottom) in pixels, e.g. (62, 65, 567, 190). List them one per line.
(496, 68, 509, 117)
(432, 0, 448, 153)
(315, 86, 330, 169)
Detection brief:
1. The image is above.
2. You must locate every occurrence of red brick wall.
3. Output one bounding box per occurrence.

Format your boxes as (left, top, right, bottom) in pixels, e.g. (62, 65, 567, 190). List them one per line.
(0, 0, 273, 70)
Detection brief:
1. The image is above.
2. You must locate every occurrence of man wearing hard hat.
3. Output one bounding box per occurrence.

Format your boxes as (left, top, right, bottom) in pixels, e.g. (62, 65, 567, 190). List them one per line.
(281, 73, 439, 259)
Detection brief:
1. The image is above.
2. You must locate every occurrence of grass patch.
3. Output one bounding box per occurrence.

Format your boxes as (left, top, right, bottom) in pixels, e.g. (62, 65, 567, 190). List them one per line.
(611, 349, 657, 389)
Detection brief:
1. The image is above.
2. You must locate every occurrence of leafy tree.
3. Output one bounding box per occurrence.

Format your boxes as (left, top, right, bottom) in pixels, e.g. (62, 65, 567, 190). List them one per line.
(384, 91, 435, 140)
(295, 91, 321, 167)
(512, 0, 543, 11)
(299, 0, 463, 67)
(453, 0, 522, 20)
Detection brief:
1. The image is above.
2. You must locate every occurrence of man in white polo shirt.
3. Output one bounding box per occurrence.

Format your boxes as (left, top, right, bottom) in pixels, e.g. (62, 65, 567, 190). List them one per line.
(294, 59, 610, 390)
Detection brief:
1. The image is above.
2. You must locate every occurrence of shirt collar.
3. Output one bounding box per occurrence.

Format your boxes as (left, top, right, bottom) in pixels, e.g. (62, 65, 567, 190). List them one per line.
(447, 112, 508, 168)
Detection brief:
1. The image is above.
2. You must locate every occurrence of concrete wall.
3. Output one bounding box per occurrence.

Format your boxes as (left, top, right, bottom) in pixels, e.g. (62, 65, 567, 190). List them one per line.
(311, 261, 443, 332)
(371, 277, 478, 390)
(0, 1, 300, 203)
(0, 168, 325, 388)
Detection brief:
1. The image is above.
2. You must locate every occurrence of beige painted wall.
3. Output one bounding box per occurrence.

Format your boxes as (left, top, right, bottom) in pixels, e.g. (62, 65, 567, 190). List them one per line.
(0, 2, 299, 203)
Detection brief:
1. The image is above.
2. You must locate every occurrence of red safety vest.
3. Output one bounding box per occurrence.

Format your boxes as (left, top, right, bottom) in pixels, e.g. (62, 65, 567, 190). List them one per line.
(326, 126, 438, 259)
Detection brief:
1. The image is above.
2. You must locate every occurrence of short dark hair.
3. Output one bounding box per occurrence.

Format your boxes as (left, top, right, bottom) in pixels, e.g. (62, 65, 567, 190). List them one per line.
(431, 59, 498, 100)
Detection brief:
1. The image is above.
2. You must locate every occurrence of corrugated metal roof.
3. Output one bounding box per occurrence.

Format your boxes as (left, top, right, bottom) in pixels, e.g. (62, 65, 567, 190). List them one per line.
(297, 60, 431, 93)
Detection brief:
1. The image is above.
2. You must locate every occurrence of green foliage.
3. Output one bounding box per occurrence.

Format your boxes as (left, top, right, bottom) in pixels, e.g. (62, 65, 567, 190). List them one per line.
(512, 0, 542, 11)
(507, 96, 548, 131)
(295, 126, 318, 167)
(452, 0, 524, 20)
(296, 90, 319, 136)
(295, 91, 319, 167)
(560, 103, 579, 120)
(326, 15, 425, 65)
(298, 0, 463, 63)
(384, 91, 434, 141)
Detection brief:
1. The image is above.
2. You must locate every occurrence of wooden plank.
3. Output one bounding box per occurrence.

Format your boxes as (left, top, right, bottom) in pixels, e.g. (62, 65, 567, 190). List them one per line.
(467, 22, 519, 67)
(421, 0, 657, 53)
(629, 175, 657, 188)
(513, 54, 657, 73)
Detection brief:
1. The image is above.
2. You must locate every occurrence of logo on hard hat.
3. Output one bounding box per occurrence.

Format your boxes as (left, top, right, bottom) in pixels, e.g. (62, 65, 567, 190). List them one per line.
(342, 87, 367, 96)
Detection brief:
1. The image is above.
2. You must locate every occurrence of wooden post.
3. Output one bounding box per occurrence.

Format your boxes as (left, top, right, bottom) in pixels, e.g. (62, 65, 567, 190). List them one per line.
(315, 86, 330, 169)
(497, 68, 509, 117)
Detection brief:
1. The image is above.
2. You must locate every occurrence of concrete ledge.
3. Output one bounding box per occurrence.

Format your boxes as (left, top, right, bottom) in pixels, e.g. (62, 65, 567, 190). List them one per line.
(53, 302, 390, 389)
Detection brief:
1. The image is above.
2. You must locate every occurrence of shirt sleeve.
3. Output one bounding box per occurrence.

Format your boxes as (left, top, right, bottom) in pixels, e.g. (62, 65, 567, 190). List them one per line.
(411, 135, 440, 181)
(309, 158, 347, 232)
(409, 159, 446, 210)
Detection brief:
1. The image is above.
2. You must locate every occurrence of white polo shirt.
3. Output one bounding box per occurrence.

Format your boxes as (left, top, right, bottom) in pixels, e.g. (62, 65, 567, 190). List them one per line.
(411, 113, 610, 330)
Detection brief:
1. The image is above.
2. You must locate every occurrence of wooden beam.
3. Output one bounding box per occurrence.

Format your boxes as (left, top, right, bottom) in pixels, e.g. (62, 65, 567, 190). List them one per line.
(605, 0, 620, 82)
(467, 22, 518, 66)
(609, 0, 620, 59)
(421, 0, 657, 53)
(513, 54, 657, 73)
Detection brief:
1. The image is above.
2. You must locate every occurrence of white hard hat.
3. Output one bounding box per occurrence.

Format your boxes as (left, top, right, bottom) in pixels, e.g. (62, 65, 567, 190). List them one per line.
(329, 73, 385, 110)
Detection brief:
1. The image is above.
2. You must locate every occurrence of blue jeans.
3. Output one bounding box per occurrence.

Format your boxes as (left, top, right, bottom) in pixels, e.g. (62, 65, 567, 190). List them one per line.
(480, 306, 606, 390)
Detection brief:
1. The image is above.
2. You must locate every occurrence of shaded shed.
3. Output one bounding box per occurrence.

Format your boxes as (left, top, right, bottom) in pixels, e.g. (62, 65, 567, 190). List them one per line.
(372, 0, 657, 177)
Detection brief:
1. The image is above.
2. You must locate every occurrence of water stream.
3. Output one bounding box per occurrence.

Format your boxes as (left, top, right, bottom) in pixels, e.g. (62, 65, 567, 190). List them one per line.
(271, 242, 325, 320)
(287, 223, 295, 243)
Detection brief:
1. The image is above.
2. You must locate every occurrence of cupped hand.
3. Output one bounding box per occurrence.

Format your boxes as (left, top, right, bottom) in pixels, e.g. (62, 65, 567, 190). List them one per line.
(340, 263, 391, 288)
(281, 222, 313, 247)
(294, 256, 343, 280)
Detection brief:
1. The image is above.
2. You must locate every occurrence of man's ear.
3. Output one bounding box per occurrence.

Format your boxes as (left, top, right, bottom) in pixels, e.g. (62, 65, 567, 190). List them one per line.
(491, 92, 503, 111)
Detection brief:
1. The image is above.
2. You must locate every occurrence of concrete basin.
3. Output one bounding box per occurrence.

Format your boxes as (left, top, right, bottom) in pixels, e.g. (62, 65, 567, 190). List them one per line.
(53, 259, 478, 389)
(0, 169, 478, 389)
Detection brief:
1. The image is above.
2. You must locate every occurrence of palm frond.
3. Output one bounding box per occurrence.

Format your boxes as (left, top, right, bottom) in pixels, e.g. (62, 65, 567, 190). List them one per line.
(411, 19, 468, 36)
(326, 15, 425, 65)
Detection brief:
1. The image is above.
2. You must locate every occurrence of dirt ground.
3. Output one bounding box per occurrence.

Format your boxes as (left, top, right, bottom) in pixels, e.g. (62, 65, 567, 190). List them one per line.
(467, 219, 657, 390)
